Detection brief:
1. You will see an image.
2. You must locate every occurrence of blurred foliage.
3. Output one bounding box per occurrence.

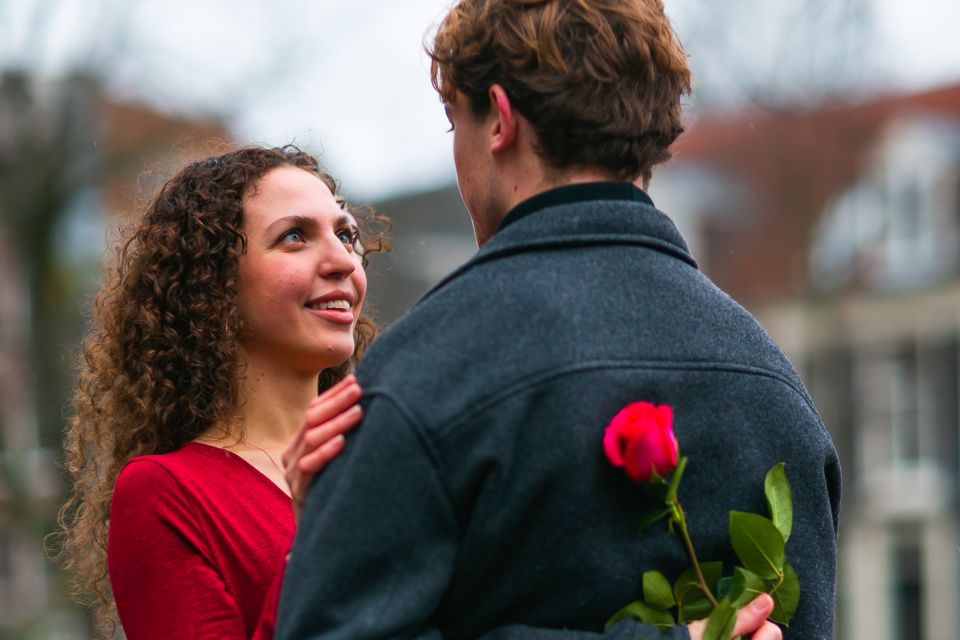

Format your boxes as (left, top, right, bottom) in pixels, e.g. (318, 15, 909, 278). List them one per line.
(677, 0, 877, 110)
(0, 67, 102, 636)
(0, 69, 101, 437)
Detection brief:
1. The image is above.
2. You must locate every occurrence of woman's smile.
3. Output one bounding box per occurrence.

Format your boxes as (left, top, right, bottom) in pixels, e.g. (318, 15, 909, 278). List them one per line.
(305, 289, 358, 325)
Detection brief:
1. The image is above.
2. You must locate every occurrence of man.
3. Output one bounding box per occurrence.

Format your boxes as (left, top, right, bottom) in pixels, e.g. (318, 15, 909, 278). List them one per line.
(278, 1, 840, 639)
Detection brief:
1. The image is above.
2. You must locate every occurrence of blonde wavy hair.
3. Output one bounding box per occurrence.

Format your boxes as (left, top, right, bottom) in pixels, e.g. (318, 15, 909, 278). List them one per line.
(47, 145, 388, 637)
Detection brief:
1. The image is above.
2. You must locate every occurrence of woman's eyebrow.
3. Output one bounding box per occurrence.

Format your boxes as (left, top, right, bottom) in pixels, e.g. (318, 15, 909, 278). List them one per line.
(337, 213, 359, 228)
(264, 215, 319, 234)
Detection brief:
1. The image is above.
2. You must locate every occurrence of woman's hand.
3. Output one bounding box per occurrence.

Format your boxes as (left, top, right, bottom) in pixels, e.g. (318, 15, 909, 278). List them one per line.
(687, 594, 782, 640)
(283, 375, 364, 525)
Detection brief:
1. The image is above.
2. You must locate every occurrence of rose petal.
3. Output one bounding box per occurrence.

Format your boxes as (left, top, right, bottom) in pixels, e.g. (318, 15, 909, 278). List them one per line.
(603, 421, 626, 467)
(624, 436, 657, 482)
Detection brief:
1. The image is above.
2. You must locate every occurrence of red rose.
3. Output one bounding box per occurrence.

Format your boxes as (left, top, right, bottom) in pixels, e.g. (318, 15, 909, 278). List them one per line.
(603, 402, 678, 482)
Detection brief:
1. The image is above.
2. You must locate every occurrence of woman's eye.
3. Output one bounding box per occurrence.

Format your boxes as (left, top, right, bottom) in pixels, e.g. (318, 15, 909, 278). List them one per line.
(280, 229, 306, 244)
(336, 228, 359, 245)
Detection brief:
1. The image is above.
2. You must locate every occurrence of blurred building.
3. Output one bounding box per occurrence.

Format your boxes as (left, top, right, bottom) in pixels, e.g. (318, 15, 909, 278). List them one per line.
(4, 70, 954, 638)
(366, 185, 475, 324)
(374, 82, 960, 640)
(0, 73, 226, 638)
(662, 83, 960, 640)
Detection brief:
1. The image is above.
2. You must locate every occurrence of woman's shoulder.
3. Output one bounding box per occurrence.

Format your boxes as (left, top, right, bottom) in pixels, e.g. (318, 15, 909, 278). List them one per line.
(110, 450, 203, 536)
(114, 442, 232, 498)
(108, 446, 231, 578)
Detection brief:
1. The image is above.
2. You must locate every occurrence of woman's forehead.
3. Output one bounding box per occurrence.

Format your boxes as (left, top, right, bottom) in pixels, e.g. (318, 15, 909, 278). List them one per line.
(243, 167, 350, 227)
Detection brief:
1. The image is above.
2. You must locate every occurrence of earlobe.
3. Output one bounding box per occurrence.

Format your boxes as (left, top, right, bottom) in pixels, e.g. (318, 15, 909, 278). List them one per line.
(489, 84, 516, 155)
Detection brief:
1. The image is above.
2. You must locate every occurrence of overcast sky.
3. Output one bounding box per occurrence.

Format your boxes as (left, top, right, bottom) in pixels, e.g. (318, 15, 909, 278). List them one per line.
(3, 0, 959, 200)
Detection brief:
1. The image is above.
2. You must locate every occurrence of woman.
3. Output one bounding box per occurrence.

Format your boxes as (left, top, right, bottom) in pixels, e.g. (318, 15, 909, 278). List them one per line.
(51, 145, 387, 639)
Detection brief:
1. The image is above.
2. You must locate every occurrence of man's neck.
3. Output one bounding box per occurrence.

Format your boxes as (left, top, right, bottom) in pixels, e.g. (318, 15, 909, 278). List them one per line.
(475, 167, 631, 246)
(515, 166, 630, 210)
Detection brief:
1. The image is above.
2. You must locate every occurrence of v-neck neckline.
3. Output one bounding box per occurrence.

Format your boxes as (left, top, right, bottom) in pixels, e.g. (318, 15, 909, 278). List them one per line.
(185, 441, 292, 501)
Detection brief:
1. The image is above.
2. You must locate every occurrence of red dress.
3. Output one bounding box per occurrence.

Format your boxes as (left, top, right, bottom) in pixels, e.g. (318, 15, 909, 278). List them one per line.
(108, 442, 293, 639)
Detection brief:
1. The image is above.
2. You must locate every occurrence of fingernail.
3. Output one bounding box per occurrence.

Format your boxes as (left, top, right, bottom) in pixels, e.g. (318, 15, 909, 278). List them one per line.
(751, 594, 771, 611)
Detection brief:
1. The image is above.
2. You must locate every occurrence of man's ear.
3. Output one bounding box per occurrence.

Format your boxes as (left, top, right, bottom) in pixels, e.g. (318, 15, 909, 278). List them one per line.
(488, 84, 517, 155)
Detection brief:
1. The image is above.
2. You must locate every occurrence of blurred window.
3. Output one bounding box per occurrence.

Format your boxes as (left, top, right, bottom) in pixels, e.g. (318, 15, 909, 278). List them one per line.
(894, 180, 921, 243)
(884, 176, 937, 286)
(813, 118, 960, 291)
(891, 523, 924, 640)
(917, 336, 960, 477)
(890, 344, 920, 462)
(858, 341, 937, 470)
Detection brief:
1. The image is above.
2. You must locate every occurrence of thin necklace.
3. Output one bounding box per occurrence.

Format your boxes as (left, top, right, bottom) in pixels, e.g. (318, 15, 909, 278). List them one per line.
(197, 434, 286, 477)
(242, 440, 286, 476)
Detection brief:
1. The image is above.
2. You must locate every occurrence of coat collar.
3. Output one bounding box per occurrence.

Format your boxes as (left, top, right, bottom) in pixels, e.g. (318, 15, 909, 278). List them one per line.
(498, 181, 655, 232)
(420, 183, 697, 305)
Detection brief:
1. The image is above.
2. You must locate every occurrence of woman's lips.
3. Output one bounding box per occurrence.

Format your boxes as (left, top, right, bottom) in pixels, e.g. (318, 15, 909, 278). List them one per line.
(306, 307, 354, 324)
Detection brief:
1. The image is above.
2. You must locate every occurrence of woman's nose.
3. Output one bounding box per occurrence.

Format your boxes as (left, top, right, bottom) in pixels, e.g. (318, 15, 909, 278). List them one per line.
(316, 235, 358, 279)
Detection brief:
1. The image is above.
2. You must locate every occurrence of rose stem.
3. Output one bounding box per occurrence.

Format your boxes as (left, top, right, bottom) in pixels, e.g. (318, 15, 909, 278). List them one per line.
(673, 501, 718, 607)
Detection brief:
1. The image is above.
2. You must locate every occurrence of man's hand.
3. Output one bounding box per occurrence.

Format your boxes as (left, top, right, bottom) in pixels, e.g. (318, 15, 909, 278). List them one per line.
(687, 594, 782, 640)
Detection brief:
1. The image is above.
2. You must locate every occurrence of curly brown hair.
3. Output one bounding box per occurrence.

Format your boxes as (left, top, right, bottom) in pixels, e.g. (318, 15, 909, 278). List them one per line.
(48, 144, 388, 637)
(428, 0, 692, 184)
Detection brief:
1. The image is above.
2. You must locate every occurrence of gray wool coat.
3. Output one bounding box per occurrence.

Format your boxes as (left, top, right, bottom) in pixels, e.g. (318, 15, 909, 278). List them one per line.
(278, 182, 841, 640)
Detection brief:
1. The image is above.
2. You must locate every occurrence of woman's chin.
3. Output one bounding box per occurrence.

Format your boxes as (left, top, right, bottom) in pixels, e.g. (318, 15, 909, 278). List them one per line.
(309, 340, 356, 372)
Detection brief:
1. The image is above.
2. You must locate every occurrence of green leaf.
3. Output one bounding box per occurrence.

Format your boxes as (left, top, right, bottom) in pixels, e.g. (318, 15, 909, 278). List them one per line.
(770, 561, 801, 626)
(729, 511, 785, 580)
(730, 567, 769, 608)
(605, 600, 676, 630)
(716, 576, 732, 600)
(679, 598, 713, 622)
(702, 598, 737, 640)
(637, 506, 673, 535)
(643, 571, 676, 610)
(674, 561, 723, 603)
(764, 463, 794, 542)
(675, 561, 723, 622)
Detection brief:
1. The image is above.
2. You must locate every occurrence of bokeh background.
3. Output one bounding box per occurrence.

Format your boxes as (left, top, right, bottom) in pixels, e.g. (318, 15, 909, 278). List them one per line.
(1, 1, 959, 638)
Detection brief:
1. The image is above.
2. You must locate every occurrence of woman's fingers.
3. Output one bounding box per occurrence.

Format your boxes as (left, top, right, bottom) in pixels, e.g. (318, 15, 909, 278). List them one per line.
(298, 406, 363, 474)
(302, 402, 363, 445)
(289, 436, 344, 496)
(284, 377, 365, 525)
(288, 431, 352, 525)
(298, 432, 348, 476)
(282, 376, 361, 468)
(304, 376, 362, 426)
